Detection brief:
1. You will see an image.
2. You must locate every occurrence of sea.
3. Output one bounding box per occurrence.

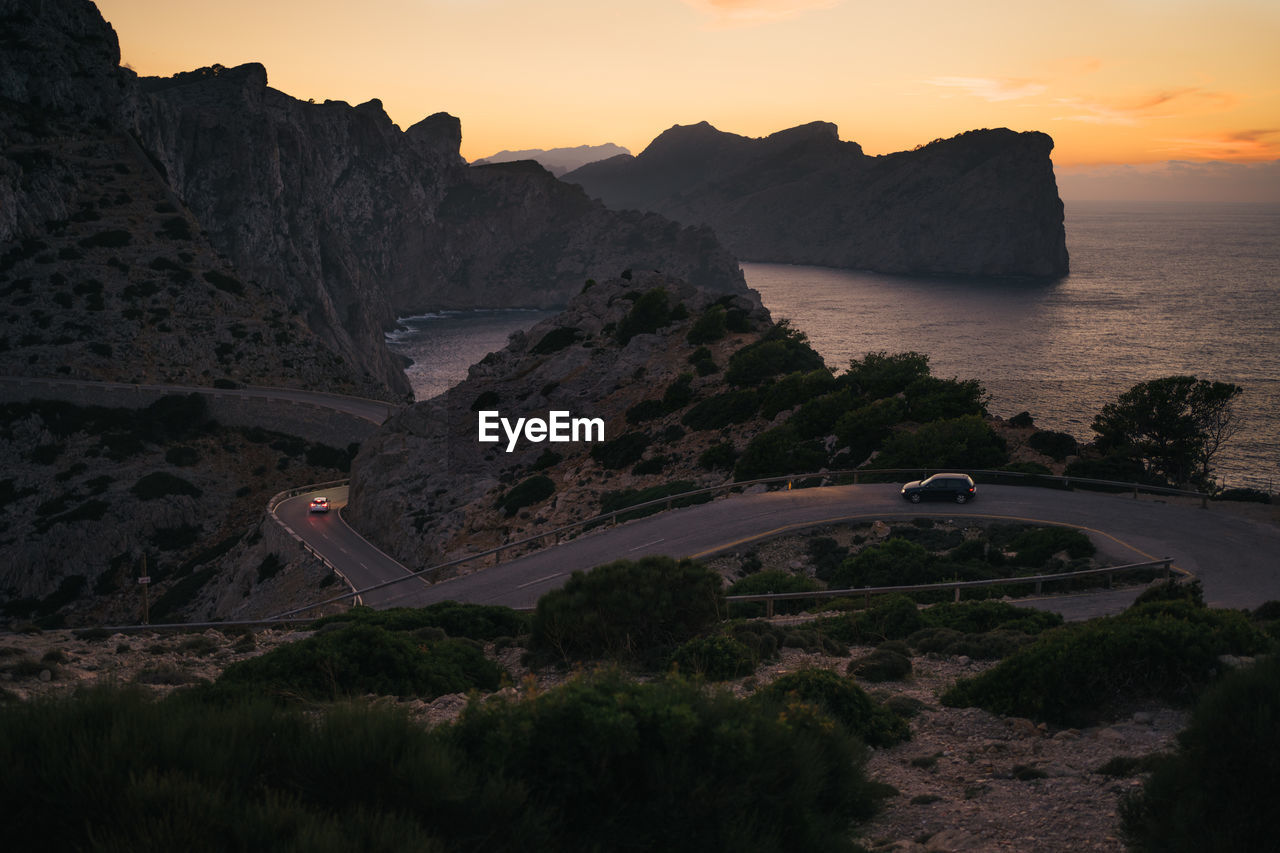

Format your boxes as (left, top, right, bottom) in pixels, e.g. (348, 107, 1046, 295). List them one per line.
(385, 201, 1280, 492)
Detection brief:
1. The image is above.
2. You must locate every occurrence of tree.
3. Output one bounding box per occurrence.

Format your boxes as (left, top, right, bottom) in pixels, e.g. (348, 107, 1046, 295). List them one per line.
(1091, 376, 1242, 488)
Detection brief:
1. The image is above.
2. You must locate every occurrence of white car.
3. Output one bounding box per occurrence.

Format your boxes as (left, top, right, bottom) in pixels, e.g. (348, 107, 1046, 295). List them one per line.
(309, 496, 330, 513)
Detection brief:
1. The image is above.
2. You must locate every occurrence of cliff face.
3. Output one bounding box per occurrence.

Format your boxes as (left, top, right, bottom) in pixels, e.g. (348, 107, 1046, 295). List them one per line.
(564, 123, 1070, 278)
(134, 66, 748, 395)
(347, 273, 770, 571)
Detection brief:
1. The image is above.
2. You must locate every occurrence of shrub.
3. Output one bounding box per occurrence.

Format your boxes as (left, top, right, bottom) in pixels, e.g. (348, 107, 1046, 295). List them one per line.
(872, 415, 1009, 470)
(1005, 526, 1095, 567)
(843, 351, 931, 399)
(848, 648, 912, 682)
(496, 474, 555, 516)
(661, 373, 694, 410)
(202, 270, 244, 295)
(590, 431, 650, 469)
(903, 375, 987, 422)
(725, 323, 825, 386)
(256, 554, 283, 583)
(1131, 578, 1204, 608)
(1120, 654, 1280, 852)
(1027, 430, 1079, 461)
(625, 398, 667, 424)
(686, 305, 727, 344)
(314, 603, 530, 641)
(681, 388, 760, 431)
(669, 634, 756, 680)
(759, 668, 909, 747)
(164, 445, 200, 466)
(732, 424, 827, 481)
(698, 442, 737, 471)
(1215, 487, 1271, 504)
(78, 229, 132, 249)
(131, 472, 202, 500)
(615, 288, 677, 344)
(0, 686, 536, 851)
(906, 627, 1036, 660)
(922, 599, 1063, 635)
(726, 571, 820, 618)
(448, 670, 880, 851)
(831, 540, 934, 589)
(597, 481, 707, 522)
(941, 601, 1266, 726)
(528, 556, 724, 667)
(213, 623, 502, 701)
(530, 325, 581, 355)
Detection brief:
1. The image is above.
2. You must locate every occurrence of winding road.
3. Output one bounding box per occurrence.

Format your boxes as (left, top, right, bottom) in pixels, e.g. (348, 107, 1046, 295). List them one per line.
(11, 377, 1278, 621)
(285, 481, 1280, 620)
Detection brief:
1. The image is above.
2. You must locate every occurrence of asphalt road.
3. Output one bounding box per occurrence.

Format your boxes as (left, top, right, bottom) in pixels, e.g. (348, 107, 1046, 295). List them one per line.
(297, 482, 1280, 619)
(274, 486, 429, 608)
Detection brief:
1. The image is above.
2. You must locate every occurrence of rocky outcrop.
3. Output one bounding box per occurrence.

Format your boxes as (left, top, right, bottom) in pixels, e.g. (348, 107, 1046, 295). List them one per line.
(564, 122, 1069, 278)
(348, 273, 770, 570)
(133, 67, 747, 395)
(3, 0, 749, 399)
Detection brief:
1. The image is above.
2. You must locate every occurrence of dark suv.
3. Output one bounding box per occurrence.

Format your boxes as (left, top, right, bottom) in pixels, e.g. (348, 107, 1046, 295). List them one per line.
(900, 473, 976, 504)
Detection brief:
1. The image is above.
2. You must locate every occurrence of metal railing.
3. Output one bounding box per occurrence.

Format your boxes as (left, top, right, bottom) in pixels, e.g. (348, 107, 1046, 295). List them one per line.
(270, 468, 1202, 618)
(265, 480, 363, 605)
(726, 558, 1177, 617)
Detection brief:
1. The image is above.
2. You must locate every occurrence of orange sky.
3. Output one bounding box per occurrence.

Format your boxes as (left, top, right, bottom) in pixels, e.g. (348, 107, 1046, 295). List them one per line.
(95, 0, 1280, 167)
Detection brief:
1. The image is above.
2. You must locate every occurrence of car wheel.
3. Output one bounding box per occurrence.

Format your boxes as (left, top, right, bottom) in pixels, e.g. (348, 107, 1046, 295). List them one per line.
(954, 494, 968, 504)
(909, 493, 922, 503)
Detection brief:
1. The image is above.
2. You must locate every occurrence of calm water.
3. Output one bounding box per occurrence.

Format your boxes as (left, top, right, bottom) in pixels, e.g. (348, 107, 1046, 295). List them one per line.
(388, 201, 1280, 491)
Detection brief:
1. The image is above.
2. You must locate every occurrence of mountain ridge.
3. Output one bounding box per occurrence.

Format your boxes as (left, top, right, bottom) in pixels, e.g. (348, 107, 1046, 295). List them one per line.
(564, 121, 1069, 278)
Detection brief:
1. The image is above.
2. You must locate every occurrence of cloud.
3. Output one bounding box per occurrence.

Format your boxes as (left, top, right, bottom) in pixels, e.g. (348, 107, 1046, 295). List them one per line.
(679, 0, 843, 25)
(924, 76, 1047, 102)
(1151, 129, 1280, 160)
(1053, 89, 1237, 126)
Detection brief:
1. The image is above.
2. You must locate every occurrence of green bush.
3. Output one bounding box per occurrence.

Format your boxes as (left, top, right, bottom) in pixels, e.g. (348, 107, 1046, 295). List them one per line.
(903, 376, 987, 422)
(530, 325, 581, 355)
(833, 398, 907, 464)
(1027, 430, 1079, 461)
(871, 415, 1008, 470)
(314, 603, 530, 641)
(1005, 526, 1095, 567)
(681, 388, 760, 431)
(662, 373, 694, 410)
(496, 475, 555, 516)
(597, 480, 708, 522)
(906, 626, 1036, 660)
(212, 623, 503, 702)
(759, 668, 909, 747)
(669, 633, 756, 680)
(848, 648, 912, 682)
(1131, 578, 1204, 608)
(726, 570, 820, 618)
(732, 424, 827, 481)
(686, 305, 728, 344)
(830, 539, 935, 589)
(1119, 654, 1280, 852)
(590, 431, 651, 469)
(759, 369, 839, 419)
(843, 351, 931, 399)
(0, 685, 533, 851)
(699, 441, 738, 471)
(725, 323, 825, 386)
(922, 599, 1063, 635)
(528, 556, 724, 667)
(131, 471, 202, 501)
(941, 601, 1266, 726)
(448, 670, 880, 851)
(625, 398, 667, 424)
(616, 288, 678, 344)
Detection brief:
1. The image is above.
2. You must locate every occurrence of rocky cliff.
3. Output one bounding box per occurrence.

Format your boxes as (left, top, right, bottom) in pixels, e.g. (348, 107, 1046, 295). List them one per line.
(564, 122, 1070, 278)
(348, 273, 771, 571)
(3, 0, 749, 398)
(133, 67, 747, 396)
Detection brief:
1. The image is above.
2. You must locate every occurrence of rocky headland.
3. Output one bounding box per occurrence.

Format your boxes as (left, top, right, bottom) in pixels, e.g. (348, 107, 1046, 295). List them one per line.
(473, 143, 631, 175)
(348, 272, 769, 570)
(564, 121, 1070, 278)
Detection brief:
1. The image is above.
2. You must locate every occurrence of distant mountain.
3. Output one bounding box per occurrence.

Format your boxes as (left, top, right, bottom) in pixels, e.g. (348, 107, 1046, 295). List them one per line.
(473, 143, 631, 176)
(564, 121, 1070, 278)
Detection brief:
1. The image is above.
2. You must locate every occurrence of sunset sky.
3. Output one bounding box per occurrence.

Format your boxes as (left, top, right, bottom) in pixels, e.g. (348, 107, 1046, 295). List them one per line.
(96, 0, 1279, 190)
